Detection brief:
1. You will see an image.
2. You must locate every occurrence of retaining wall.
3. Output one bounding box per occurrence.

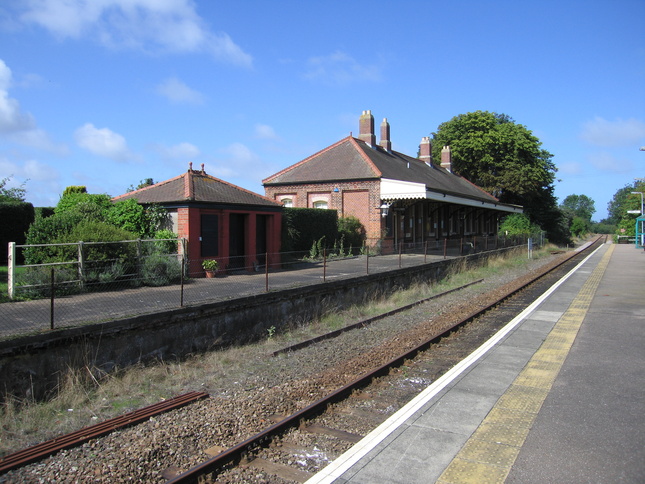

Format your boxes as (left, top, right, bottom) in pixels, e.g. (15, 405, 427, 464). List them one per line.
(0, 248, 520, 401)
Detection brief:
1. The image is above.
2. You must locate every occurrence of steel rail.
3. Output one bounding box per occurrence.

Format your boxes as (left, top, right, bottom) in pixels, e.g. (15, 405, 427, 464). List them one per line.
(167, 237, 604, 483)
(0, 390, 208, 474)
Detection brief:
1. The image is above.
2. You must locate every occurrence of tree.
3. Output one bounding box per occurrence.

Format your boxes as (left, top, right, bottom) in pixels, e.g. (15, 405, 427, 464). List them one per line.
(431, 111, 563, 241)
(607, 182, 644, 226)
(560, 194, 595, 222)
(127, 178, 156, 193)
(498, 213, 539, 236)
(0, 175, 27, 202)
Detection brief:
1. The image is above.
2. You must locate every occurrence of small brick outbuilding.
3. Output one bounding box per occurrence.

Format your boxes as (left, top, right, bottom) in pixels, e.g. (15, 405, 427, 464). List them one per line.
(113, 164, 282, 276)
(263, 110, 522, 251)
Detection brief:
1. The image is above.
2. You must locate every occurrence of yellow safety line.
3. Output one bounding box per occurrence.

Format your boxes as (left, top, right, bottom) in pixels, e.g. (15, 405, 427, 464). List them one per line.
(437, 244, 614, 484)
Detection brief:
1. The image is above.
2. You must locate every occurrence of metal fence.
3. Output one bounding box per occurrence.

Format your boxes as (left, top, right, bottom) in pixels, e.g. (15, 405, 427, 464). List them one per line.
(1, 234, 541, 339)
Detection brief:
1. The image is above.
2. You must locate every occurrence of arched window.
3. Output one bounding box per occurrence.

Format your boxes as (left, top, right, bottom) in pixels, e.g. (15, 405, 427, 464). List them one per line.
(282, 198, 293, 207)
(313, 200, 328, 209)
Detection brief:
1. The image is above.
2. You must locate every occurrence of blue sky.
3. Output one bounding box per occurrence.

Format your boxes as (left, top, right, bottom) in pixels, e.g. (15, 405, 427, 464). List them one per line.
(0, 0, 643, 221)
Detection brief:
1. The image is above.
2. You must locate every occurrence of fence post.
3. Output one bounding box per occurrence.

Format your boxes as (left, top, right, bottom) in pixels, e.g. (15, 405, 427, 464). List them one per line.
(180, 256, 185, 307)
(398, 242, 402, 268)
(323, 248, 327, 282)
(137, 239, 143, 280)
(8, 242, 15, 300)
(265, 252, 269, 292)
(460, 238, 463, 256)
(77, 241, 85, 290)
(365, 245, 369, 275)
(424, 240, 428, 263)
(443, 238, 447, 259)
(50, 268, 55, 330)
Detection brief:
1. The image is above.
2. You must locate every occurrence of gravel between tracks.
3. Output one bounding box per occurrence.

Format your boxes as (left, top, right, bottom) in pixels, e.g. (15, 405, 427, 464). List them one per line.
(2, 250, 572, 483)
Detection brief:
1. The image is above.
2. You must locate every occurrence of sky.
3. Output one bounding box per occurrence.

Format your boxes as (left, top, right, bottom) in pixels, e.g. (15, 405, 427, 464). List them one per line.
(0, 0, 643, 222)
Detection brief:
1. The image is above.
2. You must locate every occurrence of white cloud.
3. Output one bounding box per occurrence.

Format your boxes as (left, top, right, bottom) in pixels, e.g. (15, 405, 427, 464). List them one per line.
(19, 0, 252, 67)
(304, 50, 383, 85)
(255, 124, 278, 140)
(0, 59, 36, 133)
(222, 142, 257, 164)
(0, 156, 61, 205)
(156, 77, 204, 105)
(153, 141, 200, 160)
(587, 151, 633, 174)
(74, 122, 132, 161)
(580, 116, 645, 147)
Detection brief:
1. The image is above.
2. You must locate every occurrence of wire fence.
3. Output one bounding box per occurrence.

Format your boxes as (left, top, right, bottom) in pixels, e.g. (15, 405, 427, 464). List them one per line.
(1, 234, 542, 340)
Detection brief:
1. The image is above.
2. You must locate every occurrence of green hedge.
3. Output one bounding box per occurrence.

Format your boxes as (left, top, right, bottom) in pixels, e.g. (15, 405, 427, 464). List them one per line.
(0, 202, 35, 264)
(281, 208, 338, 252)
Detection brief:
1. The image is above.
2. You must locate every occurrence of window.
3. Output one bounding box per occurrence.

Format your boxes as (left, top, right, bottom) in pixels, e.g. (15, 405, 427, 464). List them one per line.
(282, 198, 293, 207)
(313, 200, 328, 209)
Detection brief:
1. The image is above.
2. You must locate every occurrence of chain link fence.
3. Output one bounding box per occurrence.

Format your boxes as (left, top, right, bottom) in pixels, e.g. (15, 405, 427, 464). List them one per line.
(1, 234, 542, 339)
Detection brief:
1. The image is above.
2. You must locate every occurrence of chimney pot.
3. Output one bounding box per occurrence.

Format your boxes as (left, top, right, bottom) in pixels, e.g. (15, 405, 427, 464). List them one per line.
(441, 146, 452, 173)
(358, 110, 376, 147)
(419, 137, 432, 164)
(380, 118, 392, 152)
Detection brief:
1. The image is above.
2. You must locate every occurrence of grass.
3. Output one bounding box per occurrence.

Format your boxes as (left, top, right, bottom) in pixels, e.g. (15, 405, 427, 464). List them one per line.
(0, 243, 564, 456)
(0, 265, 28, 303)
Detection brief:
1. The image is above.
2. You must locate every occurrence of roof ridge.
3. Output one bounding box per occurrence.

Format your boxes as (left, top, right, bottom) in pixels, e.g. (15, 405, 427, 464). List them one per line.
(195, 171, 280, 205)
(349, 137, 382, 177)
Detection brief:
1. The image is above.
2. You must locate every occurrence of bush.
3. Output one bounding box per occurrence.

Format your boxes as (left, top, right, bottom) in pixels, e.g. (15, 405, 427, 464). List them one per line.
(17, 265, 80, 298)
(142, 254, 182, 286)
(282, 208, 338, 252)
(0, 202, 35, 264)
(338, 216, 366, 251)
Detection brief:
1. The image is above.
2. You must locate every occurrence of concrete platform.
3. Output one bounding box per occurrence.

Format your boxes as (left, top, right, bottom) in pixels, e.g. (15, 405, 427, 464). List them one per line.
(306, 242, 645, 483)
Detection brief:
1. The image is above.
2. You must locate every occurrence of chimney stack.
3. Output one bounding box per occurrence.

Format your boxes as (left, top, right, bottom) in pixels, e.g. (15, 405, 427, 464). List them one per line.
(419, 137, 432, 164)
(358, 110, 376, 147)
(380, 118, 392, 152)
(441, 146, 452, 173)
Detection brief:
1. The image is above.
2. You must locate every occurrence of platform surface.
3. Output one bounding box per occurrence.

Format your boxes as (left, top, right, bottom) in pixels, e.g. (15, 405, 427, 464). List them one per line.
(306, 242, 645, 484)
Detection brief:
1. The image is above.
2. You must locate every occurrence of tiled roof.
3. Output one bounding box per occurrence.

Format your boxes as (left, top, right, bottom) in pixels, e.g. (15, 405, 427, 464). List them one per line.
(112, 168, 281, 208)
(263, 136, 499, 203)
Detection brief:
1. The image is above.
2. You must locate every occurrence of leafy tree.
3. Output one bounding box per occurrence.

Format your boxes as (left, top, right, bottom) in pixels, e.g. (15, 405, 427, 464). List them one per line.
(498, 213, 539, 236)
(338, 216, 366, 249)
(56, 188, 112, 220)
(127, 178, 156, 193)
(0, 175, 27, 202)
(560, 194, 595, 222)
(431, 111, 561, 241)
(570, 216, 590, 237)
(606, 182, 644, 225)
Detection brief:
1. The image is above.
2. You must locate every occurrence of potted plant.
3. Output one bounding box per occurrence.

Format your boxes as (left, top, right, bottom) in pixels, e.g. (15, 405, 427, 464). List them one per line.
(202, 259, 219, 278)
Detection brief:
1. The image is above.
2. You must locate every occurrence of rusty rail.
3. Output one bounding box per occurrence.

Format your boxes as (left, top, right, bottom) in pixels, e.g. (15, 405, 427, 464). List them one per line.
(0, 391, 208, 474)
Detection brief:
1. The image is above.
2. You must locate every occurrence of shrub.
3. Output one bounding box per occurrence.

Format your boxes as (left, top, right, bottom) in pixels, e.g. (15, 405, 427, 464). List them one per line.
(142, 254, 182, 286)
(338, 216, 365, 252)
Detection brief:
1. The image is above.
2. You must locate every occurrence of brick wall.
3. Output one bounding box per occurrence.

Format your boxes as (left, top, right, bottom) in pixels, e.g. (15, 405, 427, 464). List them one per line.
(265, 180, 383, 244)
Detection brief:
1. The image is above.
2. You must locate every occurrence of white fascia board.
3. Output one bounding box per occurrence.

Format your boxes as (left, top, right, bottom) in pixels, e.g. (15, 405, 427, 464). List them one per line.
(380, 178, 522, 213)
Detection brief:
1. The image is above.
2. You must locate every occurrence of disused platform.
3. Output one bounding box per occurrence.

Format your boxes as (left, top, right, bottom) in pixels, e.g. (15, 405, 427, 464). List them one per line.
(306, 242, 645, 483)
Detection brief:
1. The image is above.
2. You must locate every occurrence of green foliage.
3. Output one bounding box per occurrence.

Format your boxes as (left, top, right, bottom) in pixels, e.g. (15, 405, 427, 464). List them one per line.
(34, 206, 55, 220)
(127, 178, 156, 192)
(142, 254, 181, 286)
(590, 222, 615, 234)
(59, 222, 138, 262)
(56, 192, 112, 221)
(0, 202, 35, 263)
(24, 211, 85, 263)
(106, 198, 147, 235)
(281, 208, 338, 252)
(498, 214, 539, 236)
(151, 230, 179, 255)
(338, 216, 366, 250)
(570, 216, 590, 237)
(202, 259, 219, 271)
(606, 182, 644, 225)
(431, 111, 560, 241)
(62, 186, 87, 196)
(0, 176, 27, 202)
(560, 194, 595, 221)
(19, 265, 80, 298)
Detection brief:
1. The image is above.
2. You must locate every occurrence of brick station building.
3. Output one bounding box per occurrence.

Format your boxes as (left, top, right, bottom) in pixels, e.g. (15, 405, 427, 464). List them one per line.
(113, 163, 282, 275)
(263, 110, 522, 251)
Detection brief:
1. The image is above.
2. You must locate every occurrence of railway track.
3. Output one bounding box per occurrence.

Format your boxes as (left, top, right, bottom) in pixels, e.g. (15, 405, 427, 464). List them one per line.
(0, 238, 603, 483)
(165, 237, 603, 483)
